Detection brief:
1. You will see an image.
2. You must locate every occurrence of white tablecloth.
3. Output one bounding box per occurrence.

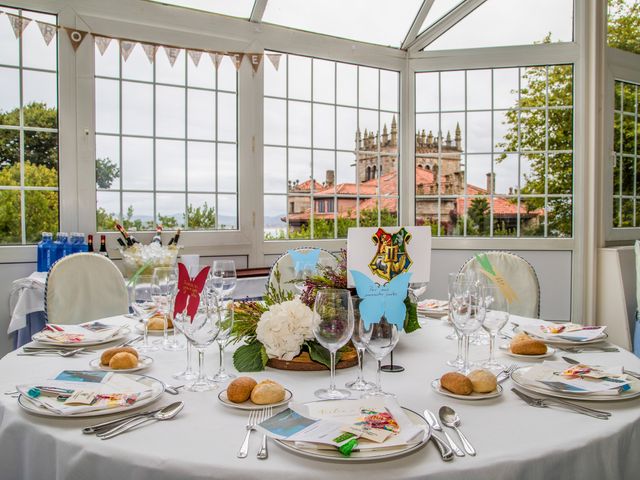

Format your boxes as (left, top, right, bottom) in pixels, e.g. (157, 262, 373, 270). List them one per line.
(1, 315, 639, 480)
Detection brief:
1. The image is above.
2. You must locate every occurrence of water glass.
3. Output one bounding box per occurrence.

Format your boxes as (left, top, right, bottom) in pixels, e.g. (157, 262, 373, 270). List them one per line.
(293, 262, 315, 293)
(210, 298, 236, 383)
(360, 316, 400, 397)
(152, 266, 183, 351)
(312, 289, 354, 400)
(482, 285, 509, 372)
(446, 273, 465, 367)
(450, 281, 484, 374)
(345, 296, 375, 391)
(211, 260, 237, 301)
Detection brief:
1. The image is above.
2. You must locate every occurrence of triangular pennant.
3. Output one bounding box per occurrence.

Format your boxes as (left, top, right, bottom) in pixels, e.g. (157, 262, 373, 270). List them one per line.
(249, 53, 263, 73)
(227, 52, 244, 71)
(64, 28, 88, 51)
(94, 36, 112, 56)
(141, 43, 158, 64)
(187, 50, 202, 67)
(120, 40, 136, 62)
(163, 46, 181, 67)
(6, 13, 31, 39)
(208, 52, 224, 70)
(36, 21, 57, 46)
(266, 53, 282, 71)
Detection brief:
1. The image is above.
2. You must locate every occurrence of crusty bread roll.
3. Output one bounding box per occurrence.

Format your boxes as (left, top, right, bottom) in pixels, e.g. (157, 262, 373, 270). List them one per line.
(100, 346, 138, 366)
(510, 332, 547, 355)
(467, 369, 497, 393)
(227, 377, 258, 403)
(148, 315, 172, 330)
(108, 351, 138, 370)
(440, 372, 473, 396)
(250, 380, 286, 405)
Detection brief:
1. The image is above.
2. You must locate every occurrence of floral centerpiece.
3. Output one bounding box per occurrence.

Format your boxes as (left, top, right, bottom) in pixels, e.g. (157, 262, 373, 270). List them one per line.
(231, 250, 419, 372)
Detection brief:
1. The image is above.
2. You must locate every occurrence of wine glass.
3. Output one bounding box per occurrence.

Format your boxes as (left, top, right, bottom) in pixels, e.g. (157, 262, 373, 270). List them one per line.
(312, 289, 354, 400)
(360, 316, 400, 398)
(151, 266, 183, 351)
(446, 273, 465, 367)
(172, 296, 220, 392)
(209, 297, 236, 383)
(450, 281, 484, 374)
(130, 275, 158, 352)
(482, 285, 509, 373)
(409, 282, 429, 327)
(211, 260, 237, 301)
(345, 296, 375, 391)
(293, 262, 315, 293)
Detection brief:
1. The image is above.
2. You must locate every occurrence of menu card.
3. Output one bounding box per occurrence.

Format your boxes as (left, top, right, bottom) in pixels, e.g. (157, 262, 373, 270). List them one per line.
(39, 320, 127, 344)
(520, 322, 607, 343)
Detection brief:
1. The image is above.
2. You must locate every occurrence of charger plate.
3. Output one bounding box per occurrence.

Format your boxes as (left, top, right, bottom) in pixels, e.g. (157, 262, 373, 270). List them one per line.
(513, 327, 608, 346)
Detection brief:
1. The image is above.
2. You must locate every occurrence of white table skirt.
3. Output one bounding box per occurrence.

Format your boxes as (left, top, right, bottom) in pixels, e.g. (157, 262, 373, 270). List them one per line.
(1, 315, 639, 480)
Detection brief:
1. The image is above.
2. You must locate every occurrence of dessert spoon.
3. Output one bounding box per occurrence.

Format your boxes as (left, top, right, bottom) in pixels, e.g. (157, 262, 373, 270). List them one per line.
(98, 401, 183, 439)
(439, 406, 476, 456)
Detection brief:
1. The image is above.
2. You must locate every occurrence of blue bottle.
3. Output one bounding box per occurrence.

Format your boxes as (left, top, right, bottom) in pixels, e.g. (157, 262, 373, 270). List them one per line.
(52, 232, 68, 263)
(62, 233, 74, 257)
(73, 233, 89, 253)
(37, 232, 53, 272)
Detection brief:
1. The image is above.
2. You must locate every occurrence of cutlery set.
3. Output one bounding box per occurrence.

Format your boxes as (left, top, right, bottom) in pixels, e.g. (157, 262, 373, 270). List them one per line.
(424, 407, 473, 460)
(19, 346, 90, 357)
(237, 407, 274, 460)
(82, 402, 184, 439)
(512, 389, 611, 419)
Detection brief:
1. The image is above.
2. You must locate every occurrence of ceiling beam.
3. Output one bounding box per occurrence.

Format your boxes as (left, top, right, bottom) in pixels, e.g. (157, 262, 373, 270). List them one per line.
(407, 0, 487, 53)
(250, 0, 268, 23)
(401, 0, 434, 50)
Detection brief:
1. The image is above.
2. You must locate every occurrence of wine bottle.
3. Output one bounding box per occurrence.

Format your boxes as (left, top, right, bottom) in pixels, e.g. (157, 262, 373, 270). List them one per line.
(114, 223, 133, 247)
(116, 238, 126, 248)
(87, 234, 94, 253)
(152, 225, 163, 245)
(99, 235, 109, 257)
(172, 228, 181, 246)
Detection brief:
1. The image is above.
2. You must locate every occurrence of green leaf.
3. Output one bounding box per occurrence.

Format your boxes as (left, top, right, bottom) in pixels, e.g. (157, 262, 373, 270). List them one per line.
(233, 342, 268, 372)
(306, 341, 341, 368)
(403, 297, 421, 334)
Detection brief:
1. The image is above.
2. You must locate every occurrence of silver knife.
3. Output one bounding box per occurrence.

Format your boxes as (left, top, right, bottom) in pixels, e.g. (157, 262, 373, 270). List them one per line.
(424, 409, 464, 457)
(512, 388, 610, 419)
(82, 407, 164, 434)
(562, 356, 640, 379)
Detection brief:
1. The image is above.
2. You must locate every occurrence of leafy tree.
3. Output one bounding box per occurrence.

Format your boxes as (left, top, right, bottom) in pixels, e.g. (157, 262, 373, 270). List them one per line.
(467, 197, 490, 236)
(96, 158, 120, 189)
(608, 0, 640, 54)
(186, 202, 217, 230)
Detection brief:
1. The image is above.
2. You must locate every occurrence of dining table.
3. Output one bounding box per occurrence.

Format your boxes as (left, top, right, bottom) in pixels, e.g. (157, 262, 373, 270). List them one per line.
(1, 314, 639, 480)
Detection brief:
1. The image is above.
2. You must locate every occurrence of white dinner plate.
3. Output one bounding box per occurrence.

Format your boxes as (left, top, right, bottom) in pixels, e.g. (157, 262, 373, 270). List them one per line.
(513, 327, 608, 346)
(89, 355, 153, 373)
(17, 374, 165, 418)
(31, 328, 130, 347)
(217, 388, 293, 410)
(500, 344, 556, 359)
(274, 406, 430, 462)
(511, 366, 640, 402)
(134, 323, 174, 335)
(431, 379, 503, 401)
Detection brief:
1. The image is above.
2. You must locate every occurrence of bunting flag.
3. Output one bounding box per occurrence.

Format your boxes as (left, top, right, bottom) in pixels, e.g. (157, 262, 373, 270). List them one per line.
(164, 46, 181, 67)
(266, 53, 282, 71)
(141, 43, 158, 63)
(249, 53, 263, 73)
(228, 52, 244, 71)
(37, 21, 57, 46)
(208, 52, 224, 70)
(187, 49, 202, 67)
(120, 40, 136, 62)
(94, 36, 112, 56)
(6, 13, 31, 39)
(65, 28, 88, 51)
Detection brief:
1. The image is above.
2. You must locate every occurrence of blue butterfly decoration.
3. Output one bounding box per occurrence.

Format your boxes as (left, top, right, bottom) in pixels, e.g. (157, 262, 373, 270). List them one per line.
(351, 270, 412, 331)
(288, 249, 321, 275)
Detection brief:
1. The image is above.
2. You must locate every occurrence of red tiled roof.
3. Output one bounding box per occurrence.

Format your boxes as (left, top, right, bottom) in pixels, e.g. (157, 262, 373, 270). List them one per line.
(291, 179, 324, 192)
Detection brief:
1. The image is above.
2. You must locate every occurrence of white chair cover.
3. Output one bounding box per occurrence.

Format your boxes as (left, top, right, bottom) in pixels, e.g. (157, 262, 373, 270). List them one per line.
(45, 253, 129, 325)
(460, 251, 540, 318)
(268, 248, 338, 295)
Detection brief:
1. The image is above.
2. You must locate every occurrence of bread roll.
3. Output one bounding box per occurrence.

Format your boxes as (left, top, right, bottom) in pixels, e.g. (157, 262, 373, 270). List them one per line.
(227, 377, 258, 403)
(100, 346, 138, 366)
(108, 351, 138, 369)
(510, 333, 547, 355)
(440, 372, 473, 396)
(147, 315, 172, 330)
(467, 369, 497, 393)
(250, 380, 286, 405)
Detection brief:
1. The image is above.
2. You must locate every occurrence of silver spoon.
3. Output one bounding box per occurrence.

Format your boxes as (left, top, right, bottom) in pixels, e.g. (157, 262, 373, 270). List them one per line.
(439, 406, 476, 456)
(98, 401, 184, 440)
(424, 409, 464, 457)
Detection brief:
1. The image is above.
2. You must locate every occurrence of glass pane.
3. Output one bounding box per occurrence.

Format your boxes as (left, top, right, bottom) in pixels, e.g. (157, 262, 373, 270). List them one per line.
(415, 198, 439, 236)
(217, 143, 237, 192)
(358, 197, 379, 227)
(122, 44, 153, 82)
(415, 72, 439, 113)
(336, 63, 357, 106)
(288, 101, 311, 147)
(24, 189, 58, 242)
(264, 98, 286, 145)
(122, 82, 153, 136)
(149, 0, 255, 19)
(493, 110, 515, 151)
(0, 129, 19, 185)
(156, 85, 186, 139)
(264, 146, 287, 194)
(95, 38, 119, 78)
(520, 154, 544, 195)
(467, 111, 491, 153)
(418, 0, 465, 34)
(621, 114, 636, 154)
(313, 149, 335, 194)
(95, 79, 119, 134)
(493, 153, 517, 195)
(548, 152, 572, 195)
(187, 193, 216, 230)
(466, 154, 492, 195)
(288, 196, 311, 239)
(187, 89, 215, 140)
(520, 67, 547, 108)
(288, 148, 311, 191)
(621, 198, 635, 227)
(337, 151, 356, 186)
(23, 71, 57, 126)
(217, 92, 236, 142)
(122, 192, 154, 231)
(336, 198, 358, 238)
(467, 69, 491, 110)
(0, 7, 19, 66)
(358, 109, 378, 149)
(263, 0, 424, 47)
(547, 197, 572, 236)
(24, 131, 58, 187)
(97, 190, 120, 230)
(156, 140, 185, 191)
(187, 141, 215, 192)
(520, 197, 545, 236)
(122, 137, 153, 190)
(380, 70, 399, 112)
(358, 66, 379, 110)
(264, 195, 287, 240)
(548, 108, 573, 151)
(22, 12, 57, 71)
(493, 68, 519, 109)
(156, 192, 185, 228)
(336, 106, 357, 150)
(218, 59, 236, 92)
(0, 190, 21, 243)
(313, 59, 335, 104)
(548, 65, 573, 107)
(425, 0, 573, 51)
(492, 196, 518, 237)
(0, 67, 19, 125)
(440, 71, 464, 111)
(621, 156, 635, 195)
(96, 135, 120, 190)
(218, 194, 237, 229)
(519, 109, 546, 151)
(288, 55, 311, 101)
(441, 197, 462, 236)
(156, 48, 185, 85)
(608, 0, 640, 54)
(187, 51, 215, 89)
(265, 52, 287, 98)
(313, 104, 335, 149)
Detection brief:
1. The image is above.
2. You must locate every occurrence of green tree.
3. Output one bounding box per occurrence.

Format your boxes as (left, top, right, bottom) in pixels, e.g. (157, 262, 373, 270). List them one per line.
(186, 202, 217, 229)
(608, 0, 640, 54)
(467, 197, 490, 236)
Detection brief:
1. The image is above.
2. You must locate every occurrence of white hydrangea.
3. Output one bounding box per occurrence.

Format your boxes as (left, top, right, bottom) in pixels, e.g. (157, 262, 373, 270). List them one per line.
(256, 298, 316, 360)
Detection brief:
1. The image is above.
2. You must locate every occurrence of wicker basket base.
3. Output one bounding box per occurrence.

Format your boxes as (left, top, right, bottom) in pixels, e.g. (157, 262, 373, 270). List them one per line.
(266, 348, 358, 371)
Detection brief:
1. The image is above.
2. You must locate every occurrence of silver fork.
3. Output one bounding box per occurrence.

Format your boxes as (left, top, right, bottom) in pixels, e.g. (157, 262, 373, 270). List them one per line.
(18, 347, 87, 357)
(497, 364, 517, 383)
(257, 406, 272, 460)
(237, 409, 258, 458)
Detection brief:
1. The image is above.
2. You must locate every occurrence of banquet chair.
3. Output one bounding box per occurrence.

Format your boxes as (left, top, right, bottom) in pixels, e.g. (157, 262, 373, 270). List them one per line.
(459, 251, 540, 318)
(268, 248, 338, 295)
(45, 253, 129, 325)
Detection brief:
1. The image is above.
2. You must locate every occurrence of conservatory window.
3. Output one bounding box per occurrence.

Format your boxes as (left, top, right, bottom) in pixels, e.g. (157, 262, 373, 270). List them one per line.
(415, 65, 574, 238)
(607, 0, 640, 55)
(417, 0, 465, 35)
(263, 52, 400, 240)
(94, 40, 238, 232)
(146, 0, 255, 19)
(0, 7, 58, 245)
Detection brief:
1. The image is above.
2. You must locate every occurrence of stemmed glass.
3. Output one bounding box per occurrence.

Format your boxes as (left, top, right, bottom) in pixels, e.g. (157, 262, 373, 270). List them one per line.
(152, 266, 183, 351)
(360, 315, 400, 397)
(130, 275, 158, 352)
(312, 289, 354, 400)
(172, 296, 221, 392)
(409, 282, 429, 327)
(293, 262, 315, 293)
(211, 260, 237, 301)
(209, 297, 236, 383)
(450, 281, 485, 374)
(482, 285, 509, 373)
(345, 296, 375, 391)
(446, 273, 465, 367)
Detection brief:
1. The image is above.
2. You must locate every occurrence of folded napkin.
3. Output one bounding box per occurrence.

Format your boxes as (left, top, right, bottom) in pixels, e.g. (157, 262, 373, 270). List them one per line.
(39, 321, 126, 344)
(17, 371, 155, 415)
(520, 322, 607, 343)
